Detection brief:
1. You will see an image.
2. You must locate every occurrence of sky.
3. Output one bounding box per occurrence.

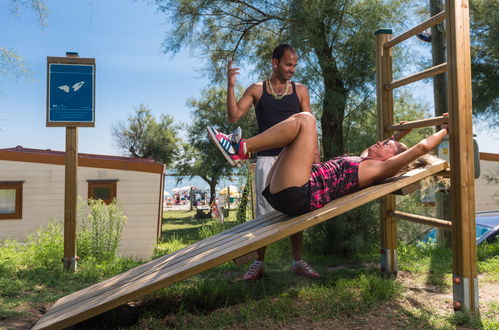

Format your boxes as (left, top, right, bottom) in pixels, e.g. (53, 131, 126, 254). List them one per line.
(0, 0, 497, 170)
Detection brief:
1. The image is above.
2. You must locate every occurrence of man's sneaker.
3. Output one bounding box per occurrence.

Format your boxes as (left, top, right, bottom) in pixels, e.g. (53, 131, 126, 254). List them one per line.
(292, 260, 320, 279)
(207, 126, 248, 167)
(243, 261, 264, 281)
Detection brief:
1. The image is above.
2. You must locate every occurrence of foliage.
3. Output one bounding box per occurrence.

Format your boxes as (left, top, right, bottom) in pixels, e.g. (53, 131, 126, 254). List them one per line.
(236, 164, 252, 224)
(112, 104, 181, 167)
(470, 0, 499, 126)
(174, 85, 258, 202)
(77, 198, 127, 261)
(154, 0, 411, 159)
(0, 219, 139, 320)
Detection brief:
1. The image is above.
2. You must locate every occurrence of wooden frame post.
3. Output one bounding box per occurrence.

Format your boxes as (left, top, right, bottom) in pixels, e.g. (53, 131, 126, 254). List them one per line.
(63, 126, 78, 271)
(375, 29, 397, 276)
(446, 0, 478, 312)
(62, 51, 80, 272)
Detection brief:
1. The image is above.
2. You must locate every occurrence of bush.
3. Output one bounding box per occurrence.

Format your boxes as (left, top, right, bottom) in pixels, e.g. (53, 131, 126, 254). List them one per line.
(305, 202, 379, 257)
(77, 199, 127, 261)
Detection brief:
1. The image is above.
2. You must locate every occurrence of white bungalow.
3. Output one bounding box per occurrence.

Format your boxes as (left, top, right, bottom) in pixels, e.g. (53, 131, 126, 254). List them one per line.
(0, 146, 165, 260)
(476, 152, 499, 211)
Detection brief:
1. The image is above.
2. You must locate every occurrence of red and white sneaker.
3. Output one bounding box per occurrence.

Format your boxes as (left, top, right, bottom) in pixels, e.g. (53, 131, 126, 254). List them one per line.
(243, 261, 264, 281)
(292, 260, 320, 279)
(207, 126, 248, 167)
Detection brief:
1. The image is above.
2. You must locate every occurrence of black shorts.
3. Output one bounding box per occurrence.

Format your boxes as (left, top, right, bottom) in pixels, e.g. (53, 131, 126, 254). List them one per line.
(262, 183, 311, 216)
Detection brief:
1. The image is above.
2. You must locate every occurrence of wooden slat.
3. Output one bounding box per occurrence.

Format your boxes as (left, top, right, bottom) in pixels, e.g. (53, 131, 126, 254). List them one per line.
(384, 11, 446, 49)
(387, 115, 449, 132)
(386, 62, 447, 90)
(32, 161, 447, 330)
(390, 210, 452, 229)
(50, 211, 286, 309)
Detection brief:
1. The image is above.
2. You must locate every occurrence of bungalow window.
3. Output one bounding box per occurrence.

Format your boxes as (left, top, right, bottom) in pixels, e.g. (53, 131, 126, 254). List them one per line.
(0, 181, 23, 220)
(87, 180, 117, 205)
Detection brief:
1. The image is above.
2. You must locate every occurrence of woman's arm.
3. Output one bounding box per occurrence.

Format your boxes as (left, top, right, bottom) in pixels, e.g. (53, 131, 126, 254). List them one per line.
(379, 126, 449, 177)
(359, 127, 449, 186)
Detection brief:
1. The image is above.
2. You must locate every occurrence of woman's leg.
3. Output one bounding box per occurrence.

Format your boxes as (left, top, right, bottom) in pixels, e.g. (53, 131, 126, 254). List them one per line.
(253, 112, 317, 194)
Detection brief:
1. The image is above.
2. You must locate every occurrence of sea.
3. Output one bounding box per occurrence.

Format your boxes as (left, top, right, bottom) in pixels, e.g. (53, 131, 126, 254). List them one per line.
(163, 173, 243, 195)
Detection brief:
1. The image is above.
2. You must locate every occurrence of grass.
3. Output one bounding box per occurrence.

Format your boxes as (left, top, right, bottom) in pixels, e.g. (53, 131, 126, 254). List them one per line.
(0, 209, 498, 329)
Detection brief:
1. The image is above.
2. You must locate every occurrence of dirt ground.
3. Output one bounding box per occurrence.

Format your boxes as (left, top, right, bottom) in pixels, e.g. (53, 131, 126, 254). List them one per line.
(2, 272, 497, 329)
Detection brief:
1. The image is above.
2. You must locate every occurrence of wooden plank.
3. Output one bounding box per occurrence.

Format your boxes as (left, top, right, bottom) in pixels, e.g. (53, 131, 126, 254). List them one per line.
(446, 0, 477, 312)
(49, 211, 286, 309)
(384, 11, 446, 49)
(387, 115, 449, 132)
(386, 62, 447, 90)
(390, 210, 452, 229)
(233, 251, 259, 266)
(32, 162, 447, 329)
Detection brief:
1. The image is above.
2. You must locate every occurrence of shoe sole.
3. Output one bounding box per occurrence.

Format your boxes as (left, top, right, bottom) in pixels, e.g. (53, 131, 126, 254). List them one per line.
(207, 126, 241, 168)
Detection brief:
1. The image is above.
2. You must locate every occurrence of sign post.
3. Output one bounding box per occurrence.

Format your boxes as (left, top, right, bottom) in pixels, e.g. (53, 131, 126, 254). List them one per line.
(47, 52, 95, 271)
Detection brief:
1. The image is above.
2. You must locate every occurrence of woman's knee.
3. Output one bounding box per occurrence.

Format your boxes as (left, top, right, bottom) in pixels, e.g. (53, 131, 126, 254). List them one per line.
(292, 112, 316, 127)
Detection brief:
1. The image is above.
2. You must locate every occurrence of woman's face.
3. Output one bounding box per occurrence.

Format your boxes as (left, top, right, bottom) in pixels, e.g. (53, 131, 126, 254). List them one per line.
(367, 139, 401, 160)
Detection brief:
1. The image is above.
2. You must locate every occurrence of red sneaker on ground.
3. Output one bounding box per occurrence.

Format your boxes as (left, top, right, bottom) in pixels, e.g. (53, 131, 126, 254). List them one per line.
(243, 261, 264, 281)
(292, 260, 320, 279)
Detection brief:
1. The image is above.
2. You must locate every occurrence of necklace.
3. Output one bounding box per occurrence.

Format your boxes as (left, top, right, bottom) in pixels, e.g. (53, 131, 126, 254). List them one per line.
(267, 79, 290, 100)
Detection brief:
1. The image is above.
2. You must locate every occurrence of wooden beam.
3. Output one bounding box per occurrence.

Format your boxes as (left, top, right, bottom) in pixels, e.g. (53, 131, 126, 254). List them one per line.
(390, 210, 452, 229)
(446, 0, 478, 312)
(386, 62, 447, 90)
(376, 29, 397, 275)
(384, 11, 446, 49)
(387, 115, 449, 131)
(63, 127, 78, 272)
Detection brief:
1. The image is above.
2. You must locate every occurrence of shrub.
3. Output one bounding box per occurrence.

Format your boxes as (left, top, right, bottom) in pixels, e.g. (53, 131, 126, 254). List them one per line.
(77, 198, 127, 261)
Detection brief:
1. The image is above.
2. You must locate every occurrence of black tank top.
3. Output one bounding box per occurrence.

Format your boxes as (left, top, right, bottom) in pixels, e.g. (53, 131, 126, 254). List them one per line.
(255, 81, 301, 156)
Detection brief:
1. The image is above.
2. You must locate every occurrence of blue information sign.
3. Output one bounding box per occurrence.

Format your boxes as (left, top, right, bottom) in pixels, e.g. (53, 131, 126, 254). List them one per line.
(47, 62, 95, 125)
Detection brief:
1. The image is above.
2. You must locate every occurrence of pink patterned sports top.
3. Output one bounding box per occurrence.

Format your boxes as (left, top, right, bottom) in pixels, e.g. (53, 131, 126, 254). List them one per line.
(307, 156, 366, 211)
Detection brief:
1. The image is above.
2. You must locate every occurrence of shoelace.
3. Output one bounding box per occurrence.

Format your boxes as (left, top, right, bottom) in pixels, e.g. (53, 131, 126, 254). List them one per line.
(247, 263, 262, 275)
(297, 261, 313, 272)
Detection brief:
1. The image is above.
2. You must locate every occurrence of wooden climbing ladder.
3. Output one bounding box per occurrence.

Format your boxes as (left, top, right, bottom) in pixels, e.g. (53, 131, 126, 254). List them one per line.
(375, 0, 478, 312)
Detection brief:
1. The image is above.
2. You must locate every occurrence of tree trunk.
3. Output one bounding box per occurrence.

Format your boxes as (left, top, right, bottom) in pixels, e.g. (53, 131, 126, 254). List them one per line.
(321, 77, 347, 159)
(314, 24, 348, 159)
(431, 0, 451, 247)
(431, 0, 447, 117)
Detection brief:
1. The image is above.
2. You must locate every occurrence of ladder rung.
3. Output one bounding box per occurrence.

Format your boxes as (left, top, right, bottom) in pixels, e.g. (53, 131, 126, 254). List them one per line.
(386, 62, 447, 90)
(384, 11, 446, 49)
(387, 115, 449, 131)
(390, 210, 451, 229)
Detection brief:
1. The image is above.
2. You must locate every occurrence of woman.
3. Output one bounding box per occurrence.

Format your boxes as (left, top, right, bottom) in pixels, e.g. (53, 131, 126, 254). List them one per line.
(208, 112, 448, 216)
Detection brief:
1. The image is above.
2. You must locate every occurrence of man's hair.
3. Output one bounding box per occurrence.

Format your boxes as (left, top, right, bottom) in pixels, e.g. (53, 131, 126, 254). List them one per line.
(272, 44, 296, 61)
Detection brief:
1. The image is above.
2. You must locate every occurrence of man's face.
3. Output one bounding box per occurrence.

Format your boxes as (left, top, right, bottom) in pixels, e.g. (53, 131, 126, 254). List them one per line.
(273, 50, 297, 80)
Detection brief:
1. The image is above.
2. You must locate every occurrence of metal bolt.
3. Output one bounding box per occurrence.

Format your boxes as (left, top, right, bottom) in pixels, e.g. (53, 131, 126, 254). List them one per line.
(453, 301, 462, 309)
(453, 277, 461, 284)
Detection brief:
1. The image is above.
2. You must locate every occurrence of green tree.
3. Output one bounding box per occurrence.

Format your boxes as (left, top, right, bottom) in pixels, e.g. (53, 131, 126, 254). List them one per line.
(470, 0, 498, 126)
(155, 0, 410, 159)
(112, 104, 180, 167)
(1, 0, 48, 81)
(174, 86, 258, 202)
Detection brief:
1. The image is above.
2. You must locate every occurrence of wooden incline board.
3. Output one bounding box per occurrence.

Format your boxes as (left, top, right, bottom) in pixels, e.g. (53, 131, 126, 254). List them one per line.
(32, 161, 447, 329)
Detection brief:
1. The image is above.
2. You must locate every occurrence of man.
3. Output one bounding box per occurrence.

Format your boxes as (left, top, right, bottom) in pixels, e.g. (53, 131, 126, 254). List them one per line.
(226, 44, 320, 281)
